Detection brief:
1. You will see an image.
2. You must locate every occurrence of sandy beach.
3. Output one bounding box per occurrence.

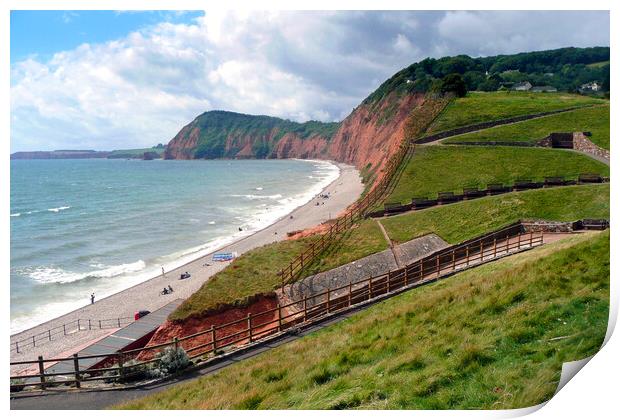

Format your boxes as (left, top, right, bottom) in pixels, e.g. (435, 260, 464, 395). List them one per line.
(10, 161, 363, 366)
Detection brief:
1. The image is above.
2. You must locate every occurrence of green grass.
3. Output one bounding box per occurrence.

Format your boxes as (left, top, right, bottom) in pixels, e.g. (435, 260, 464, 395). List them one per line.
(445, 105, 610, 150)
(427, 91, 605, 134)
(586, 60, 609, 68)
(381, 184, 609, 244)
(171, 220, 388, 321)
(384, 145, 609, 204)
(117, 231, 609, 409)
(107, 146, 165, 159)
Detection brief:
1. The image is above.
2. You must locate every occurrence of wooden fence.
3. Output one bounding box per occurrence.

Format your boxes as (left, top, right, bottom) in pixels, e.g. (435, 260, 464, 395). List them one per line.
(367, 173, 609, 218)
(277, 142, 413, 286)
(11, 225, 543, 393)
(11, 316, 135, 355)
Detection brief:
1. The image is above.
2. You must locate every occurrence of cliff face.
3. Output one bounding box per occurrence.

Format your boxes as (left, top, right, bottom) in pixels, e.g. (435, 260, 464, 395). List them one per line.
(164, 93, 426, 182)
(326, 92, 425, 176)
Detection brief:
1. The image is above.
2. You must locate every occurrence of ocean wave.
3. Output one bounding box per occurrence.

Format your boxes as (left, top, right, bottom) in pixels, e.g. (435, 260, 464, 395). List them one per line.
(208, 221, 216, 225)
(230, 193, 283, 200)
(25, 260, 146, 284)
(48, 206, 71, 213)
(255, 187, 263, 191)
(10, 213, 20, 217)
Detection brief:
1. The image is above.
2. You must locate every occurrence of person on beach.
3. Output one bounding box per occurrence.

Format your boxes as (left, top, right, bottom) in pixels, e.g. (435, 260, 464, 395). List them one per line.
(161, 267, 165, 277)
(168, 285, 173, 293)
(90, 293, 95, 304)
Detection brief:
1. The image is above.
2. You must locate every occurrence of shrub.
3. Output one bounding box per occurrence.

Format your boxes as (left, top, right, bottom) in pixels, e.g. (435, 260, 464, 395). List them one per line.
(103, 359, 155, 384)
(10, 378, 26, 393)
(151, 346, 192, 378)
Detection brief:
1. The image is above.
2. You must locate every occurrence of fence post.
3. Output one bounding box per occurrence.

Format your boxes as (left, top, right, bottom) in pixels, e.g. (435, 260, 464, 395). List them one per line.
(33, 336, 36, 348)
(48, 330, 52, 341)
(452, 249, 456, 271)
(247, 313, 253, 343)
(117, 351, 125, 383)
(303, 297, 308, 322)
(387, 272, 391, 293)
(211, 325, 217, 353)
(466, 246, 470, 265)
(277, 304, 282, 332)
(118, 318, 121, 328)
(38, 355, 46, 390)
(348, 279, 353, 306)
(73, 353, 81, 388)
(530, 231, 533, 247)
(174, 337, 179, 350)
(63, 324, 66, 336)
(15, 341, 19, 354)
(77, 319, 81, 331)
(326, 288, 331, 313)
(88, 319, 91, 330)
(436, 255, 440, 278)
(99, 320, 102, 329)
(493, 237, 497, 258)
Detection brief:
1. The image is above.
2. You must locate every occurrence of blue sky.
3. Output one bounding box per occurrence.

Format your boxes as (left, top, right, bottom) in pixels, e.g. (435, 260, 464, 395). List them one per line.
(10, 10, 609, 152)
(10, 10, 204, 63)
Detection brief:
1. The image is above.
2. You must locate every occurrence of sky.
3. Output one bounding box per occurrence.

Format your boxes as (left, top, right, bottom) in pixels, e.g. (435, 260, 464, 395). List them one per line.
(10, 10, 610, 152)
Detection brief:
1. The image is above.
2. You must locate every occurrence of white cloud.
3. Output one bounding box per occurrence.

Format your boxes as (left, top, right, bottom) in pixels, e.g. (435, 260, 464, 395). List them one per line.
(10, 11, 609, 152)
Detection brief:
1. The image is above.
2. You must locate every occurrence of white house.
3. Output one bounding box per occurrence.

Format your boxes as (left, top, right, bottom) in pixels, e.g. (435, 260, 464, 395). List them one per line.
(580, 81, 601, 92)
(513, 81, 532, 91)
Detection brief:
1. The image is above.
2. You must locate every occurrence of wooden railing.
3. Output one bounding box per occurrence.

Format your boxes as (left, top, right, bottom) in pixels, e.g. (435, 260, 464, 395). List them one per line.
(11, 316, 135, 354)
(367, 173, 609, 218)
(11, 226, 543, 393)
(277, 143, 413, 286)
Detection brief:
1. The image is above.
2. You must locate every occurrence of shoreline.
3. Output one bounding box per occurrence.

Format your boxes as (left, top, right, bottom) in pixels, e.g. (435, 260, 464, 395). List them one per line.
(11, 160, 363, 363)
(11, 158, 340, 335)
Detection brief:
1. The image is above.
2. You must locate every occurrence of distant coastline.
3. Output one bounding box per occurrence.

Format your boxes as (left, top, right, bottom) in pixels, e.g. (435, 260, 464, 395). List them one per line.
(10, 145, 166, 160)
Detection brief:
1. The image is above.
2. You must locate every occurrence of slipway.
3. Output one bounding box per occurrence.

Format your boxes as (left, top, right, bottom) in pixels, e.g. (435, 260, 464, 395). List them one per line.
(43, 299, 183, 377)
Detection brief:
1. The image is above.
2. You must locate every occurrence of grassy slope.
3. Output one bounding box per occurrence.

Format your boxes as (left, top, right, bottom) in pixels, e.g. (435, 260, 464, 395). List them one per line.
(426, 92, 604, 134)
(446, 105, 610, 150)
(119, 231, 609, 409)
(107, 146, 165, 159)
(384, 145, 608, 204)
(382, 184, 609, 244)
(171, 220, 387, 321)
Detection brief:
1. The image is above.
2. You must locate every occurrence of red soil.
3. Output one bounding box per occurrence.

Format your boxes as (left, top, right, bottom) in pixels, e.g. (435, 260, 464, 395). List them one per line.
(137, 295, 279, 360)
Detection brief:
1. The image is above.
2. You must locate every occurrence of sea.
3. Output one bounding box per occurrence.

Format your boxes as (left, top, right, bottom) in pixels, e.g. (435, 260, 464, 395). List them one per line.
(10, 158, 339, 334)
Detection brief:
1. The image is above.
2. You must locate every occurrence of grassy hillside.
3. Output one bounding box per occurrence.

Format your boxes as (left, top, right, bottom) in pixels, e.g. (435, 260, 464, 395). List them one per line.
(382, 184, 609, 244)
(107, 146, 166, 159)
(118, 231, 609, 409)
(445, 105, 610, 150)
(384, 145, 609, 204)
(171, 220, 387, 321)
(364, 47, 609, 104)
(426, 92, 604, 134)
(176, 111, 340, 159)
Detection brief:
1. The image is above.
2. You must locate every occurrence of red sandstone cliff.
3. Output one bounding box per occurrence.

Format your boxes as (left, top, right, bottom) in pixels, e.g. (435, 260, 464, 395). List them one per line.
(164, 93, 426, 183)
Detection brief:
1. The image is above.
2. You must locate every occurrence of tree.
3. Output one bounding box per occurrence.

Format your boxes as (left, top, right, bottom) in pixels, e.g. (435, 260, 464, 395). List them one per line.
(440, 73, 468, 97)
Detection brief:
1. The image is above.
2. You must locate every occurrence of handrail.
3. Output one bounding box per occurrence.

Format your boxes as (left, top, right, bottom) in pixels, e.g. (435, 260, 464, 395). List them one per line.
(11, 226, 546, 392)
(11, 316, 135, 354)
